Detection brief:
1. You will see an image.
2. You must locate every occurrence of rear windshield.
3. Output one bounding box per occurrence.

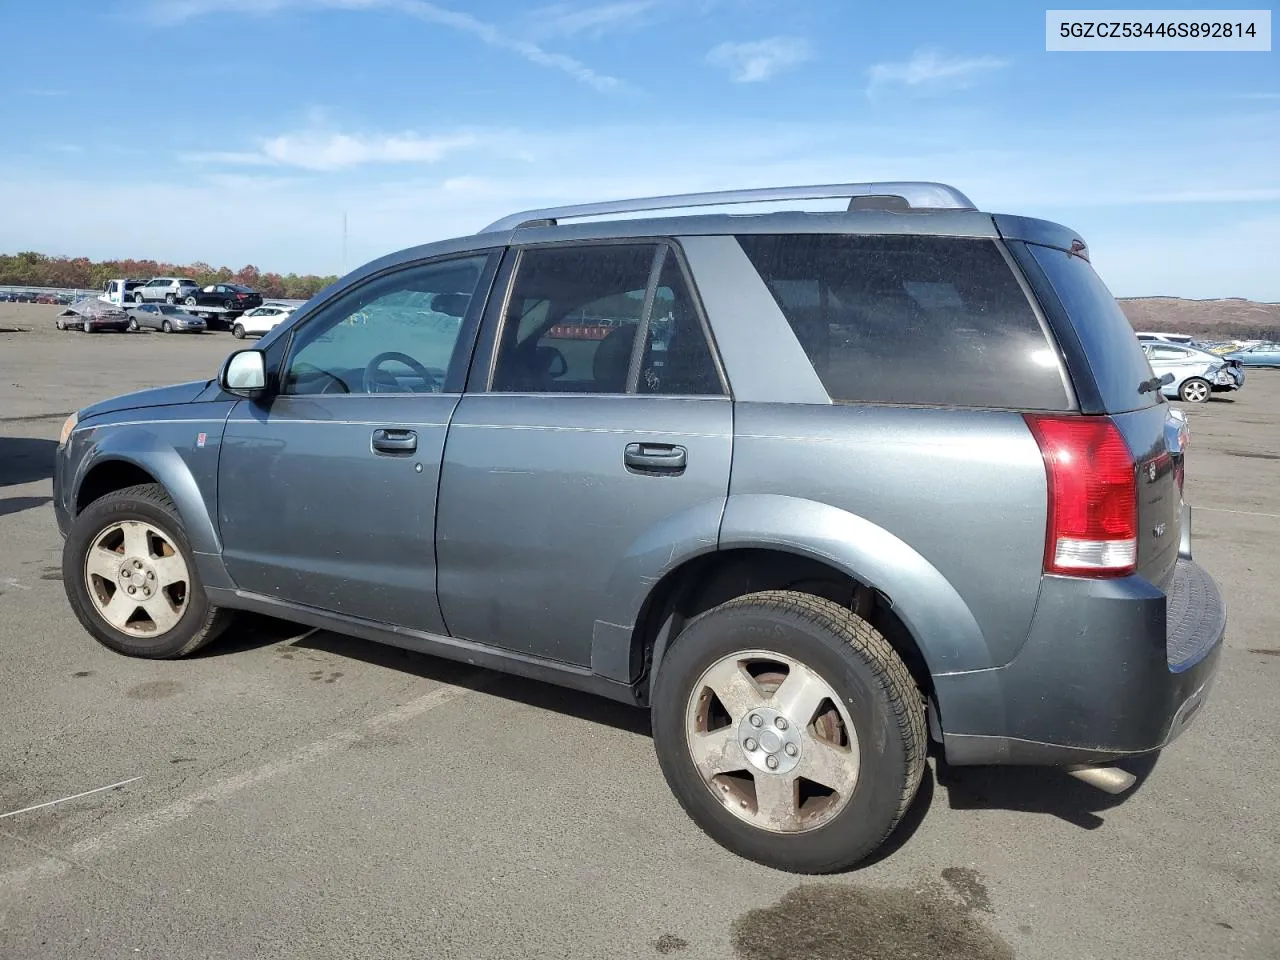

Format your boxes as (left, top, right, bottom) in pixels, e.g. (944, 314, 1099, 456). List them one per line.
(736, 234, 1072, 409)
(1026, 243, 1159, 412)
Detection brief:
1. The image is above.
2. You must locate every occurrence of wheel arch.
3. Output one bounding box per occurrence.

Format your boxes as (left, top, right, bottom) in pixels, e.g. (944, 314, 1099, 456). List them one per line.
(72, 432, 221, 556)
(627, 495, 999, 738)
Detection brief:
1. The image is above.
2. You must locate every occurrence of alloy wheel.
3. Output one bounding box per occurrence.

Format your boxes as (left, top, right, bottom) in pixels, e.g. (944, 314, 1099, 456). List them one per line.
(83, 520, 190, 636)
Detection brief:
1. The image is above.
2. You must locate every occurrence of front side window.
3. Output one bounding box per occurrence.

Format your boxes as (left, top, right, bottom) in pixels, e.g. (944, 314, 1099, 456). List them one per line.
(738, 233, 1071, 410)
(281, 254, 489, 396)
(490, 243, 722, 396)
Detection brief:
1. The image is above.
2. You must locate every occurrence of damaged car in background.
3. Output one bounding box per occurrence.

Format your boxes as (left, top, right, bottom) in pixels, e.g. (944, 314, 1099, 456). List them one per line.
(1140, 341, 1244, 402)
(54, 296, 132, 334)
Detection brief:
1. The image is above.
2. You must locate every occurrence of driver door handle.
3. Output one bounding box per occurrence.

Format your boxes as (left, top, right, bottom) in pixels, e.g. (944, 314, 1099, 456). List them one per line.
(372, 428, 417, 454)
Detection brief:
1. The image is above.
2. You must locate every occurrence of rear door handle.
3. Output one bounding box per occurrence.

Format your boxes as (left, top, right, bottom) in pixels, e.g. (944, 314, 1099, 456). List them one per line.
(624, 442, 687, 473)
(372, 428, 417, 454)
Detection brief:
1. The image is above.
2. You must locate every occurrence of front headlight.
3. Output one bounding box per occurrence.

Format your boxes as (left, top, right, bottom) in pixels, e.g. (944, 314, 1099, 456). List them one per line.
(58, 412, 78, 447)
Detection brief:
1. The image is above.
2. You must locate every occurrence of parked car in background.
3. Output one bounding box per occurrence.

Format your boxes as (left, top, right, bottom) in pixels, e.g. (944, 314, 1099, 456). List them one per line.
(52, 180, 1224, 875)
(35, 293, 60, 304)
(231, 304, 294, 339)
(1223, 342, 1280, 367)
(129, 303, 207, 334)
(1140, 341, 1242, 402)
(1135, 331, 1198, 345)
(134, 277, 201, 304)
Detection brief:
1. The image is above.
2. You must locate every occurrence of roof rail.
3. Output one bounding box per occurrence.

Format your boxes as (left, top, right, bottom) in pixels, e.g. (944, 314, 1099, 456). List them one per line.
(479, 181, 976, 233)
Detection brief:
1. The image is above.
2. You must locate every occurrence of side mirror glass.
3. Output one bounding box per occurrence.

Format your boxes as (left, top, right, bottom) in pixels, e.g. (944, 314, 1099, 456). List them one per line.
(1159, 372, 1175, 386)
(222, 350, 267, 397)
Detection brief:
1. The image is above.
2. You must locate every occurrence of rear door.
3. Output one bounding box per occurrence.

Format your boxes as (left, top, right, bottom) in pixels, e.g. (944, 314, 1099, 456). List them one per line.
(434, 241, 732, 674)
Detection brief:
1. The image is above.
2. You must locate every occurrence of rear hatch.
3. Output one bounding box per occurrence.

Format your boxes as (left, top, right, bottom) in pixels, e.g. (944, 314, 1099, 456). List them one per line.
(1018, 240, 1184, 589)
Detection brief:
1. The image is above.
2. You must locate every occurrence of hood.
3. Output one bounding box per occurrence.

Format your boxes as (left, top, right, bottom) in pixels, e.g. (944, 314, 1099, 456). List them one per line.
(79, 379, 215, 420)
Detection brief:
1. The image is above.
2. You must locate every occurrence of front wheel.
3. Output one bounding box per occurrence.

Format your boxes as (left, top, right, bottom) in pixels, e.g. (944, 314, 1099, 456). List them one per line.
(161, 320, 172, 333)
(82, 320, 93, 333)
(184, 296, 197, 307)
(231, 323, 246, 339)
(62, 483, 232, 658)
(651, 591, 926, 874)
(133, 293, 144, 304)
(1179, 377, 1211, 403)
(128, 317, 139, 331)
(165, 294, 176, 304)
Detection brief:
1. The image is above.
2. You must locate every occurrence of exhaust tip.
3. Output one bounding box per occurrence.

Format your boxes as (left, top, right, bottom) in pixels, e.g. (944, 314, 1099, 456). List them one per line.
(1064, 764, 1138, 795)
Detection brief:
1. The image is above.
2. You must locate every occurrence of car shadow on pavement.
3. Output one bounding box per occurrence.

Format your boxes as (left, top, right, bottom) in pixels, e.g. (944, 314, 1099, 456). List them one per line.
(933, 753, 1161, 829)
(0, 495, 52, 518)
(0, 437, 57, 486)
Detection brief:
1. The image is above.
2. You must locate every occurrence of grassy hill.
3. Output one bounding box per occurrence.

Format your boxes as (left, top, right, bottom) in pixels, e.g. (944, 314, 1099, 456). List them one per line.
(1118, 297, 1280, 341)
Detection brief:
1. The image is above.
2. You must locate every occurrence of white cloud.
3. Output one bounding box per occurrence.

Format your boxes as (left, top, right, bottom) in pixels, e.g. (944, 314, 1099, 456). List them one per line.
(147, 0, 623, 91)
(526, 1, 656, 39)
(185, 128, 478, 171)
(707, 36, 811, 83)
(866, 48, 1008, 96)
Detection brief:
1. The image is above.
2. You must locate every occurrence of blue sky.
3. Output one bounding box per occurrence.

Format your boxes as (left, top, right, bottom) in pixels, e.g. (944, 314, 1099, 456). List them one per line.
(1, 0, 1276, 298)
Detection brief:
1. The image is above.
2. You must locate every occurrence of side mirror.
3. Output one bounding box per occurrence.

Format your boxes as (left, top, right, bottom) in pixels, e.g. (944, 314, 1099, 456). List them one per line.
(1159, 372, 1175, 386)
(221, 349, 267, 398)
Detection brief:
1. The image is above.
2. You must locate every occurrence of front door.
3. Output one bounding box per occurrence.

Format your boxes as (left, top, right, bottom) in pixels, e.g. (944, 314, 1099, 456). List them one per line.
(217, 251, 499, 633)
(435, 241, 732, 671)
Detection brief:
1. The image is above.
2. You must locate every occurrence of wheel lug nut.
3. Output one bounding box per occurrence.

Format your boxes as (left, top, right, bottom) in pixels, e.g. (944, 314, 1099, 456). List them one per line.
(749, 714, 763, 728)
(744, 738, 757, 751)
(775, 717, 788, 730)
(765, 755, 779, 770)
(147, 572, 155, 580)
(784, 743, 798, 757)
(134, 560, 142, 569)
(127, 586, 135, 595)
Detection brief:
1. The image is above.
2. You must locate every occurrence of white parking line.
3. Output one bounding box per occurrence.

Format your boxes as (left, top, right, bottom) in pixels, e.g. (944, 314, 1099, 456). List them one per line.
(0, 778, 142, 821)
(1197, 506, 1280, 520)
(0, 676, 486, 892)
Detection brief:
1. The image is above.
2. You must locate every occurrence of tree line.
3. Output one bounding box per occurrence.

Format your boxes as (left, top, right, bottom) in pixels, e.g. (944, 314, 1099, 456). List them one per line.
(0, 251, 338, 300)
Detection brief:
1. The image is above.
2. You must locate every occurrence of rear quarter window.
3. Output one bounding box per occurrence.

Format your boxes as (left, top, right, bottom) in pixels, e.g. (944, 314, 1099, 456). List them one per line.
(1025, 243, 1160, 413)
(736, 234, 1072, 410)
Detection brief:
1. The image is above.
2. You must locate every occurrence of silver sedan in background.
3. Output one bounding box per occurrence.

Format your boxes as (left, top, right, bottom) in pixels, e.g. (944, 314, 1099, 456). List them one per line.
(1141, 341, 1243, 402)
(129, 304, 207, 334)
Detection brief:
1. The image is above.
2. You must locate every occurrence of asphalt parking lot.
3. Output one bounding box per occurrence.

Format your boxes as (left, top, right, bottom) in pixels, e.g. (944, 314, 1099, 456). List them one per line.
(1, 302, 1277, 960)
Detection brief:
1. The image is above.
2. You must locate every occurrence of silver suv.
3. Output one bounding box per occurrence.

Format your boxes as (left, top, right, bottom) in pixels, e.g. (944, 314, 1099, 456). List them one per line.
(52, 182, 1225, 873)
(133, 277, 200, 304)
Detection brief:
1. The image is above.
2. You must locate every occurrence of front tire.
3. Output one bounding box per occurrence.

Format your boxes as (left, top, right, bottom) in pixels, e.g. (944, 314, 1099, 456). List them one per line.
(1179, 377, 1211, 403)
(165, 293, 176, 304)
(128, 317, 139, 331)
(651, 591, 926, 874)
(184, 296, 197, 307)
(62, 483, 232, 659)
(232, 323, 246, 339)
(161, 320, 172, 333)
(82, 320, 93, 333)
(133, 293, 144, 304)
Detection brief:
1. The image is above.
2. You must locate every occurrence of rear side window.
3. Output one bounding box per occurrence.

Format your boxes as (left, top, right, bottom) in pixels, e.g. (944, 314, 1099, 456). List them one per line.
(736, 234, 1071, 410)
(1026, 243, 1160, 412)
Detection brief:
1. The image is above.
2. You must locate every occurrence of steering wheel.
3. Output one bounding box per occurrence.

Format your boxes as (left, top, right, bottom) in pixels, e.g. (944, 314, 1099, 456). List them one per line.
(362, 351, 442, 394)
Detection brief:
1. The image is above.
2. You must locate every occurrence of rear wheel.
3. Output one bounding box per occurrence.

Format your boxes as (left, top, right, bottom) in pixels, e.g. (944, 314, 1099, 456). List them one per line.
(55, 317, 65, 330)
(133, 292, 144, 304)
(184, 295, 197, 307)
(232, 323, 246, 339)
(1179, 377, 1210, 403)
(651, 591, 926, 874)
(62, 483, 232, 659)
(165, 293, 176, 304)
(128, 317, 139, 331)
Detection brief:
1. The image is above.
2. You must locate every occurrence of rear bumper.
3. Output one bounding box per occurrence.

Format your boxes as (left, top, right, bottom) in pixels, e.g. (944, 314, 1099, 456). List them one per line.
(937, 556, 1225, 766)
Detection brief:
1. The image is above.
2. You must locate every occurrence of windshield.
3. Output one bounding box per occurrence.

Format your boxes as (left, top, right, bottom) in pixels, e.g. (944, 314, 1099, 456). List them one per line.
(1026, 243, 1161, 413)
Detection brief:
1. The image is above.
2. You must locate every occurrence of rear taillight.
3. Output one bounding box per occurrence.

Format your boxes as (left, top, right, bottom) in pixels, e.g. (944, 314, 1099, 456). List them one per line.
(1024, 415, 1138, 577)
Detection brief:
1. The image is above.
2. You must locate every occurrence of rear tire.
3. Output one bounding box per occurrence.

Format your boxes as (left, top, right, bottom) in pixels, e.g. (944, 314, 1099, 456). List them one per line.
(128, 317, 139, 331)
(232, 323, 246, 339)
(133, 292, 144, 304)
(55, 317, 65, 330)
(1179, 377, 1211, 403)
(62, 483, 232, 659)
(184, 296, 197, 307)
(651, 591, 926, 874)
(165, 293, 176, 304)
